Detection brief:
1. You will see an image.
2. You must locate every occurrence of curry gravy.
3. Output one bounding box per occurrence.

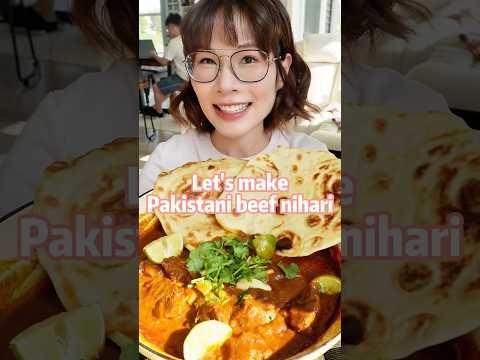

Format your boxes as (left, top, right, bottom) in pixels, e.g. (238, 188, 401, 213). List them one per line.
(139, 250, 339, 360)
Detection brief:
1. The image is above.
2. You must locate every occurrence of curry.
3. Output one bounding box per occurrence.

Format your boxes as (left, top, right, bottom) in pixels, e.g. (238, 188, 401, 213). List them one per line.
(139, 247, 340, 360)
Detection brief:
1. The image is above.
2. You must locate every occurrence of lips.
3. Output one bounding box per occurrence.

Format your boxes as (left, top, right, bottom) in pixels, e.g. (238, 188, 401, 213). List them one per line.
(215, 103, 251, 113)
(213, 102, 252, 120)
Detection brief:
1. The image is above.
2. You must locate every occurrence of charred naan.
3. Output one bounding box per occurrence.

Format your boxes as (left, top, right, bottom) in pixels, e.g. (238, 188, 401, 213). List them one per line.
(343, 104, 468, 224)
(153, 158, 247, 246)
(342, 105, 480, 359)
(216, 147, 341, 257)
(32, 138, 138, 339)
(214, 152, 286, 235)
(34, 138, 137, 226)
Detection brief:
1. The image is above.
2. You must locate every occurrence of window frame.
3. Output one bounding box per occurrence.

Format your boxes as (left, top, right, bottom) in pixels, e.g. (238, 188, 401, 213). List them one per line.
(139, 0, 165, 54)
(285, 0, 340, 41)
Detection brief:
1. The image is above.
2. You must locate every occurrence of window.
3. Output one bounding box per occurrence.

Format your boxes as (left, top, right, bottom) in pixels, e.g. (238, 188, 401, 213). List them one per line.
(287, 0, 341, 41)
(306, 0, 340, 34)
(139, 0, 164, 54)
(166, 0, 181, 14)
(168, 0, 195, 16)
(329, 0, 341, 33)
(304, 0, 321, 34)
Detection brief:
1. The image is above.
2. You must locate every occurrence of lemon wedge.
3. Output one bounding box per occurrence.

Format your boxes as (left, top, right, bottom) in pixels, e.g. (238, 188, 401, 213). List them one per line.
(10, 305, 105, 360)
(143, 233, 183, 264)
(183, 320, 232, 360)
(312, 274, 341, 295)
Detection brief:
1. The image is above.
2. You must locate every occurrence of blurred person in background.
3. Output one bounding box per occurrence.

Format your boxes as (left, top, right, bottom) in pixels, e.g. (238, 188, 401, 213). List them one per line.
(0, 0, 137, 218)
(149, 13, 189, 113)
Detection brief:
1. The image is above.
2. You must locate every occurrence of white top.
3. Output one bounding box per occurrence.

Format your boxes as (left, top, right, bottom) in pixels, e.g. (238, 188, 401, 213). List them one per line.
(342, 61, 450, 112)
(165, 36, 188, 81)
(139, 128, 328, 194)
(0, 60, 138, 218)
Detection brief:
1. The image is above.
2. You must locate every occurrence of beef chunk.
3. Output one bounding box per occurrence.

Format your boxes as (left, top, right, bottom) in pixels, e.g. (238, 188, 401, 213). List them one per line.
(161, 255, 192, 285)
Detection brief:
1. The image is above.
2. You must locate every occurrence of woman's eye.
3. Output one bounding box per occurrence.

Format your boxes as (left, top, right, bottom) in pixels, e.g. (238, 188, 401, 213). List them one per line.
(199, 58, 216, 65)
(241, 56, 257, 64)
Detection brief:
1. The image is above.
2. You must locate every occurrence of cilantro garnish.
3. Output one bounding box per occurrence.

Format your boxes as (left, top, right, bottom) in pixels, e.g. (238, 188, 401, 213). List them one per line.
(278, 262, 300, 279)
(187, 237, 271, 289)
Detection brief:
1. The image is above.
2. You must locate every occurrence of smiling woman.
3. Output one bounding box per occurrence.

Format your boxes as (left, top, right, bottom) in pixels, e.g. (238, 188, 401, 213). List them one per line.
(171, 0, 318, 134)
(138, 3, 342, 356)
(139, 0, 329, 195)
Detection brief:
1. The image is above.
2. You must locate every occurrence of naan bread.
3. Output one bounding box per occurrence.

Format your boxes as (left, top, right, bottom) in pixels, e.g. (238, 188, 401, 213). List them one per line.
(32, 138, 138, 338)
(216, 147, 341, 257)
(34, 138, 137, 226)
(343, 104, 468, 224)
(214, 152, 286, 235)
(153, 158, 247, 246)
(342, 105, 480, 359)
(403, 130, 480, 229)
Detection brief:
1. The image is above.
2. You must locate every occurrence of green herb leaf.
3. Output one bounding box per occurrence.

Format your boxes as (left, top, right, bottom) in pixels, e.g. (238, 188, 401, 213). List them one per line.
(232, 243, 249, 259)
(186, 236, 271, 291)
(187, 247, 204, 273)
(278, 262, 300, 279)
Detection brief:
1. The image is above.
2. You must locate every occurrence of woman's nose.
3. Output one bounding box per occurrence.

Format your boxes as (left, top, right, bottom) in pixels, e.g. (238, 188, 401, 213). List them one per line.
(215, 56, 239, 92)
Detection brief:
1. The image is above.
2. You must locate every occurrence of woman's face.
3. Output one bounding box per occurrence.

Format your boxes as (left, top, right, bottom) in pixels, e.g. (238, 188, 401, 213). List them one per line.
(191, 15, 291, 139)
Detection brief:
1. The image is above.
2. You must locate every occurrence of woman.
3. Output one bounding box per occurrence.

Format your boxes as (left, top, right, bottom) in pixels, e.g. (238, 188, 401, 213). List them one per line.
(140, 0, 327, 194)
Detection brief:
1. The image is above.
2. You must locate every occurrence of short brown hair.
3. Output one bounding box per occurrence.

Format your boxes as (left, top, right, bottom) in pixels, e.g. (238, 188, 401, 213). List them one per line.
(343, 0, 431, 46)
(72, 0, 137, 57)
(170, 0, 319, 133)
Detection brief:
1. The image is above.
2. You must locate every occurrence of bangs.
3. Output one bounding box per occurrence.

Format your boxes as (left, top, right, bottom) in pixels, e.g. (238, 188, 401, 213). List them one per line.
(181, 0, 279, 55)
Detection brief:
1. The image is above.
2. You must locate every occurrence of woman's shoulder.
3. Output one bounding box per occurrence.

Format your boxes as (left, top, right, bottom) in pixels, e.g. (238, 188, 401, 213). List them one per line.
(273, 129, 328, 151)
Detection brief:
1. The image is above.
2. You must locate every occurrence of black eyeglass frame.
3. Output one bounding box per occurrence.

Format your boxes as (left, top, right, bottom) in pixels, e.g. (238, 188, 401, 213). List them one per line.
(183, 49, 281, 83)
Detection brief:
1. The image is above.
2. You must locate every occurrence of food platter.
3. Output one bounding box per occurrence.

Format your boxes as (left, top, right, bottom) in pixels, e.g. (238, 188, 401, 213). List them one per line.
(1, 142, 342, 359)
(138, 147, 342, 360)
(138, 199, 341, 360)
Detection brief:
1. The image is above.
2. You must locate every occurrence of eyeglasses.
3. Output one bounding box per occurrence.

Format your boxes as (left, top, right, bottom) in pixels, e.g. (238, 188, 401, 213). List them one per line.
(184, 49, 280, 83)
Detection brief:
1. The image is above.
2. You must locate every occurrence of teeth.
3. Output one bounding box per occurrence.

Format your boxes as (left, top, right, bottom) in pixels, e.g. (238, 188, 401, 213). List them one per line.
(217, 103, 249, 113)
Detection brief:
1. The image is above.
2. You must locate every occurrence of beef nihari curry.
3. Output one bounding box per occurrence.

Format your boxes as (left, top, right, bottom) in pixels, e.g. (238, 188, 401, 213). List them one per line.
(139, 213, 341, 360)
